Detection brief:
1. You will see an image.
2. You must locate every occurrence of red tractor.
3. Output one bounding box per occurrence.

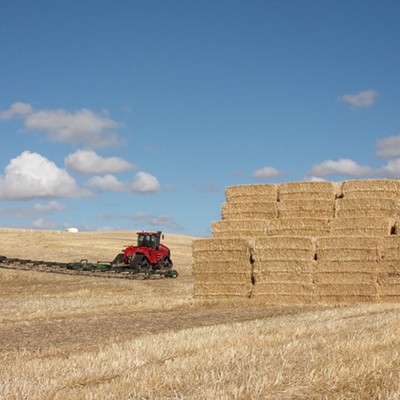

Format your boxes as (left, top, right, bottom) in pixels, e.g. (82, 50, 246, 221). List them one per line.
(113, 231, 173, 273)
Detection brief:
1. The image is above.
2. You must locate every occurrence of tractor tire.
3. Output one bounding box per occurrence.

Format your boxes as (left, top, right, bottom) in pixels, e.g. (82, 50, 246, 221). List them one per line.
(130, 254, 152, 272)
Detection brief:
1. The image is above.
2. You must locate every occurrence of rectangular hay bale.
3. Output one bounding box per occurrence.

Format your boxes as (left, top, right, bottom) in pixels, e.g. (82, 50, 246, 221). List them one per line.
(225, 184, 277, 203)
(335, 198, 400, 218)
(316, 237, 380, 261)
(278, 199, 335, 219)
(211, 220, 270, 238)
(194, 282, 253, 298)
(331, 217, 393, 236)
(279, 181, 338, 201)
(221, 202, 278, 220)
(268, 218, 331, 237)
(342, 180, 400, 199)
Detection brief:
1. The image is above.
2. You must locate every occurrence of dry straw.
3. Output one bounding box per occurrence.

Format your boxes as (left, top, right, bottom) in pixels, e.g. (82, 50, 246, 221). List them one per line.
(315, 260, 378, 283)
(225, 184, 277, 203)
(194, 282, 253, 298)
(336, 198, 400, 218)
(278, 199, 335, 219)
(221, 202, 278, 220)
(254, 237, 315, 262)
(316, 237, 380, 261)
(342, 179, 400, 199)
(278, 181, 339, 201)
(268, 218, 331, 237)
(331, 217, 393, 236)
(211, 220, 269, 238)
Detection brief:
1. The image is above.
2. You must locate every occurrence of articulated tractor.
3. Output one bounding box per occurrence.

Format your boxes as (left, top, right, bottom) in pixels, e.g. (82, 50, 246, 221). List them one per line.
(114, 231, 173, 272)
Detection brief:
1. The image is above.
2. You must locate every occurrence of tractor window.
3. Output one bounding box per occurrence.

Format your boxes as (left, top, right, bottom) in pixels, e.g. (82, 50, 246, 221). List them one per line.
(137, 234, 160, 249)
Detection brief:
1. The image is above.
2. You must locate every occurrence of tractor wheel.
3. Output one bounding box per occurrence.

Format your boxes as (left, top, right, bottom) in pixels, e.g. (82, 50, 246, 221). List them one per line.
(130, 254, 152, 272)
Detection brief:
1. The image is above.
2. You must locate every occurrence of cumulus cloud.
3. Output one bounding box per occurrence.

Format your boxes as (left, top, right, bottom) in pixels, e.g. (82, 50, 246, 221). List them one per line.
(0, 102, 121, 147)
(88, 172, 160, 193)
(0, 102, 32, 119)
(131, 172, 160, 193)
(128, 212, 183, 231)
(251, 166, 283, 180)
(376, 135, 400, 159)
(65, 150, 134, 174)
(87, 174, 127, 192)
(376, 158, 400, 178)
(340, 90, 378, 109)
(0, 151, 89, 200)
(308, 158, 373, 178)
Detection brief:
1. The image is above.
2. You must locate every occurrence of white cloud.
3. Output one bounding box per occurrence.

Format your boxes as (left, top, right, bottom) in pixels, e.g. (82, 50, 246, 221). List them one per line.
(129, 212, 183, 231)
(87, 174, 127, 192)
(88, 171, 160, 193)
(376, 135, 400, 159)
(0, 151, 90, 200)
(131, 172, 160, 193)
(340, 90, 378, 109)
(308, 158, 373, 178)
(0, 102, 32, 119)
(65, 150, 134, 174)
(251, 166, 283, 179)
(376, 158, 400, 178)
(0, 102, 121, 147)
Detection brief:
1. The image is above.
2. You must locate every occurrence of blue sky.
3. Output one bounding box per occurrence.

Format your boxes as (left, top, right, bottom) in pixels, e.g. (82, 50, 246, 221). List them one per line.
(1, 0, 400, 236)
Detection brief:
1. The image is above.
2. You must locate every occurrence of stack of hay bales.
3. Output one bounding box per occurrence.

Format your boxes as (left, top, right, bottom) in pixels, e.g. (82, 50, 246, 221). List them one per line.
(315, 237, 379, 303)
(252, 237, 315, 303)
(193, 179, 400, 303)
(192, 238, 253, 298)
(378, 236, 400, 302)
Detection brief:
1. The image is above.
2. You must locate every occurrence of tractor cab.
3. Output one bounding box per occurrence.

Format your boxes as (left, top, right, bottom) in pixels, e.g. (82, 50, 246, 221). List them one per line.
(137, 231, 163, 250)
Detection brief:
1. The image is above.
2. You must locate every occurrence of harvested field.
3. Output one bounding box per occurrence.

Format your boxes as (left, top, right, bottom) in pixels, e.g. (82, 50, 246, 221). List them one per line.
(1, 228, 400, 399)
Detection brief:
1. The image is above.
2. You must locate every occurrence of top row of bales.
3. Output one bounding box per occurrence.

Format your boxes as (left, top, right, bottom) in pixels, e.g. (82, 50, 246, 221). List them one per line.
(214, 180, 400, 238)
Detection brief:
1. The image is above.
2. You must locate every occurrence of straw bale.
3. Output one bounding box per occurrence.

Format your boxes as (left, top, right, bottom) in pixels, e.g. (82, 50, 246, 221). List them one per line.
(331, 217, 393, 236)
(254, 270, 313, 284)
(342, 180, 400, 199)
(192, 261, 252, 274)
(268, 218, 331, 237)
(316, 260, 378, 273)
(316, 237, 379, 261)
(377, 262, 400, 285)
(316, 295, 377, 303)
(193, 237, 250, 253)
(315, 283, 377, 297)
(377, 285, 400, 296)
(380, 236, 400, 261)
(335, 198, 400, 218)
(194, 250, 251, 263)
(279, 181, 338, 201)
(211, 220, 269, 238)
(314, 272, 377, 284)
(193, 271, 251, 284)
(377, 295, 400, 303)
(254, 237, 315, 261)
(225, 184, 277, 203)
(194, 282, 253, 298)
(253, 282, 314, 296)
(250, 292, 315, 304)
(221, 202, 278, 220)
(253, 260, 314, 273)
(278, 200, 335, 219)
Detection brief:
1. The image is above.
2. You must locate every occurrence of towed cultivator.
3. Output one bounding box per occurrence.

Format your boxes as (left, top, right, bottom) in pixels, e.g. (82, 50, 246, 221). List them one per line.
(0, 231, 178, 280)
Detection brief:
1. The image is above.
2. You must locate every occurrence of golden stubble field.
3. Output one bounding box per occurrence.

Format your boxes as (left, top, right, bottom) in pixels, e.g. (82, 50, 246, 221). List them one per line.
(0, 228, 400, 399)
